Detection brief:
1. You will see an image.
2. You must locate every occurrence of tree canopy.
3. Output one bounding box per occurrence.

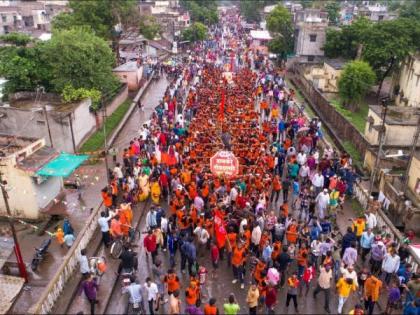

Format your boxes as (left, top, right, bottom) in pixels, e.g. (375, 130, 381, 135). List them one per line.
(0, 28, 119, 102)
(182, 22, 208, 42)
(0, 32, 32, 46)
(324, 16, 420, 96)
(338, 60, 376, 110)
(139, 15, 161, 40)
(239, 0, 277, 24)
(266, 5, 294, 60)
(325, 2, 340, 26)
(51, 0, 137, 39)
(180, 0, 218, 25)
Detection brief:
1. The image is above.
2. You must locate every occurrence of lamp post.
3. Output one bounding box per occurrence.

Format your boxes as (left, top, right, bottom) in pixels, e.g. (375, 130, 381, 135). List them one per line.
(368, 99, 389, 198)
(102, 98, 110, 183)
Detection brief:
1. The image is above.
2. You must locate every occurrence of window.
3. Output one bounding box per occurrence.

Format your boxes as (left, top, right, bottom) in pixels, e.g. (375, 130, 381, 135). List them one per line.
(309, 34, 317, 42)
(378, 15, 384, 21)
(1, 15, 6, 23)
(36, 120, 46, 125)
(307, 55, 315, 62)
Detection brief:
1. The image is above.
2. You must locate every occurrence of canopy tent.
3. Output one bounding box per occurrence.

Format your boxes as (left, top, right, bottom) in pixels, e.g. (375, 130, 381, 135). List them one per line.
(36, 153, 88, 177)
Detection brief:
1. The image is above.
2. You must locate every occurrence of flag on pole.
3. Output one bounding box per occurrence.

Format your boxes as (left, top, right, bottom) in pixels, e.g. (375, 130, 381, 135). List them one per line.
(219, 90, 225, 121)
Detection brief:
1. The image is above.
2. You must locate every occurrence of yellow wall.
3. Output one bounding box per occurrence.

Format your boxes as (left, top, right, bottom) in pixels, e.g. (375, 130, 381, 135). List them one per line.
(364, 108, 420, 146)
(396, 55, 420, 107)
(408, 155, 420, 196)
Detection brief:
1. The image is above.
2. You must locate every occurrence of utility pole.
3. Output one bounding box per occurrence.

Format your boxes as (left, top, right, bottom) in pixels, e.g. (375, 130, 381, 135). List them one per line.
(102, 99, 110, 182)
(43, 105, 53, 148)
(0, 171, 28, 282)
(368, 100, 389, 198)
(68, 113, 76, 153)
(402, 111, 420, 195)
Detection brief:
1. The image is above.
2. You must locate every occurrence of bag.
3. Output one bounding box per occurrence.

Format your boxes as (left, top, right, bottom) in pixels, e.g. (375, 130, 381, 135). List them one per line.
(191, 261, 198, 275)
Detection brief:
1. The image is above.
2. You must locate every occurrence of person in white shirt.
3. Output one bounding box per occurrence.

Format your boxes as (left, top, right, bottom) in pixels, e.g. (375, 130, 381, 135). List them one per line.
(251, 223, 262, 254)
(340, 264, 358, 287)
(312, 172, 325, 196)
(98, 211, 112, 247)
(229, 186, 239, 203)
(122, 277, 144, 312)
(315, 189, 330, 219)
(160, 214, 168, 252)
(194, 222, 210, 257)
(113, 163, 124, 182)
(297, 151, 307, 166)
(365, 211, 377, 230)
(79, 248, 90, 277)
(299, 163, 310, 180)
(145, 277, 159, 315)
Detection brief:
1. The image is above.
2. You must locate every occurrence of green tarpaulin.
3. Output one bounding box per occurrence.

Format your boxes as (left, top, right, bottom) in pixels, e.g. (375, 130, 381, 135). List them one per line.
(36, 153, 88, 177)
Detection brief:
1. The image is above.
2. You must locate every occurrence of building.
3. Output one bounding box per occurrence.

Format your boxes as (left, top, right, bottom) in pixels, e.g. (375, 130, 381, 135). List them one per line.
(113, 61, 144, 91)
(249, 30, 272, 55)
(0, 92, 96, 153)
(0, 135, 62, 219)
(391, 53, 420, 108)
(303, 58, 346, 93)
(0, 0, 68, 35)
(408, 153, 420, 202)
(294, 9, 328, 62)
(357, 2, 396, 22)
(364, 105, 420, 147)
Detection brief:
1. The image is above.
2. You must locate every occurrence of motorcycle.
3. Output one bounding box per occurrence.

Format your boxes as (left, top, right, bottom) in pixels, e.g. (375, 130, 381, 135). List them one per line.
(31, 238, 51, 271)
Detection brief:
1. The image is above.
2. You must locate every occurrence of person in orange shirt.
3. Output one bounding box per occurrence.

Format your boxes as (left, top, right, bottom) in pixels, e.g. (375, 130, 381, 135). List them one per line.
(226, 228, 237, 266)
(164, 269, 180, 295)
(204, 297, 219, 315)
(254, 259, 266, 284)
(297, 243, 309, 278)
(101, 187, 113, 211)
(231, 242, 246, 289)
(185, 281, 199, 306)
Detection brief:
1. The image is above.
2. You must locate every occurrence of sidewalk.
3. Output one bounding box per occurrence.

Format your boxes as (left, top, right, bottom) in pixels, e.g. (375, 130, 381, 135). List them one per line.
(7, 164, 106, 314)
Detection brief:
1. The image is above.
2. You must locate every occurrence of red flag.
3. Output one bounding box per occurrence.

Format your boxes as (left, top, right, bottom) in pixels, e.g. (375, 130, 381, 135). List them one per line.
(219, 90, 225, 121)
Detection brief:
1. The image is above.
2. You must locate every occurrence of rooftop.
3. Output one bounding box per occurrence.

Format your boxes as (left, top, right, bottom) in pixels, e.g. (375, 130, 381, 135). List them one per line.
(113, 61, 142, 72)
(5, 93, 82, 114)
(16, 145, 59, 173)
(369, 105, 420, 126)
(250, 30, 272, 41)
(325, 58, 347, 70)
(0, 134, 39, 157)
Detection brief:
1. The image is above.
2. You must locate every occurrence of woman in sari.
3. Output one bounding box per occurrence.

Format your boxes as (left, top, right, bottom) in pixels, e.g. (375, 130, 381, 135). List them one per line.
(138, 172, 150, 202)
(150, 179, 161, 204)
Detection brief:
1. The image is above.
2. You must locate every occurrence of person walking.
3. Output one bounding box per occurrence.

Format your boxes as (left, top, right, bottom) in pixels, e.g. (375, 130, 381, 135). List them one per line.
(313, 265, 333, 313)
(223, 294, 240, 315)
(79, 249, 90, 279)
(145, 277, 159, 315)
(246, 284, 259, 315)
(80, 274, 99, 315)
(382, 249, 401, 286)
(364, 273, 383, 315)
(336, 277, 357, 314)
(144, 229, 158, 264)
(265, 284, 277, 315)
(285, 272, 299, 313)
(97, 211, 112, 247)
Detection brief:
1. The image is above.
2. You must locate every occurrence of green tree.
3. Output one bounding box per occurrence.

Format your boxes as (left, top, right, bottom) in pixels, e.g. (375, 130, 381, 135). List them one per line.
(42, 28, 120, 94)
(0, 32, 32, 46)
(266, 5, 293, 60)
(180, 0, 218, 25)
(239, 0, 262, 23)
(51, 0, 136, 39)
(338, 60, 376, 111)
(139, 15, 161, 40)
(361, 18, 420, 97)
(323, 17, 373, 59)
(182, 22, 208, 42)
(0, 45, 53, 97)
(325, 2, 340, 25)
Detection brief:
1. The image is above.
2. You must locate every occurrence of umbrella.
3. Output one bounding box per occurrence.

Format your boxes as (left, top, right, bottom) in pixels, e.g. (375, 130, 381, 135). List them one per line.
(297, 127, 310, 133)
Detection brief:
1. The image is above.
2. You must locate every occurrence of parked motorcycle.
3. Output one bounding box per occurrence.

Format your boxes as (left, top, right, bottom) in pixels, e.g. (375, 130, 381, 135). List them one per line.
(31, 238, 51, 271)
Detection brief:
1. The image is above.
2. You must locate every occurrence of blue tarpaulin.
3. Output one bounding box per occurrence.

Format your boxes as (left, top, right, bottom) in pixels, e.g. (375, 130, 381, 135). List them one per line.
(36, 153, 88, 177)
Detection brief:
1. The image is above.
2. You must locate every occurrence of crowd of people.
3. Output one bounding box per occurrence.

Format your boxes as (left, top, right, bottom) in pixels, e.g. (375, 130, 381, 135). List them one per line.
(76, 7, 420, 315)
